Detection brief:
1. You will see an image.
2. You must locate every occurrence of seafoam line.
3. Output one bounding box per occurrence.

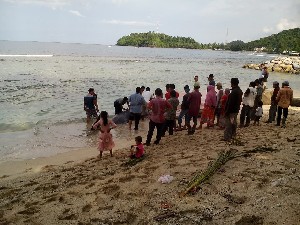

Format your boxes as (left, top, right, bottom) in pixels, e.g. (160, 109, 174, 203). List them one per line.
(0, 55, 53, 57)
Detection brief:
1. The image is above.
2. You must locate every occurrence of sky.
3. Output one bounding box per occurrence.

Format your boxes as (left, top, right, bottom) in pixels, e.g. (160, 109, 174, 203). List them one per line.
(0, 0, 299, 45)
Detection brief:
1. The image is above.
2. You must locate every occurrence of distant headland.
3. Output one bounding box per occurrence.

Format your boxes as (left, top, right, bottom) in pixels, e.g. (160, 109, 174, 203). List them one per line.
(116, 28, 300, 54)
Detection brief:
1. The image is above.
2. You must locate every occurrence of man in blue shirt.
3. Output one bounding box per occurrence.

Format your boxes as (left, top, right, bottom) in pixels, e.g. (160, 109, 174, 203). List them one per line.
(128, 87, 146, 130)
(84, 88, 99, 123)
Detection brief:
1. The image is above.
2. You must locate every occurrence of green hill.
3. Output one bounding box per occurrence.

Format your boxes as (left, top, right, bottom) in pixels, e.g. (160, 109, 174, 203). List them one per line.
(244, 28, 300, 53)
(116, 31, 201, 49)
(116, 28, 300, 53)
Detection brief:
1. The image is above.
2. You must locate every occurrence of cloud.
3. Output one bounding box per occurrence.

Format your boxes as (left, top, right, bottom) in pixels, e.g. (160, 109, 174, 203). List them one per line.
(101, 19, 156, 27)
(69, 10, 85, 17)
(276, 18, 299, 31)
(262, 27, 274, 34)
(111, 0, 128, 5)
(263, 18, 299, 34)
(3, 0, 71, 9)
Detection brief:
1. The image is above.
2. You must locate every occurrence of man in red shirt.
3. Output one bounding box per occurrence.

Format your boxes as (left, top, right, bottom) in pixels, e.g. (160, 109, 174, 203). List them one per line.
(165, 84, 179, 100)
(146, 88, 172, 146)
(186, 84, 202, 135)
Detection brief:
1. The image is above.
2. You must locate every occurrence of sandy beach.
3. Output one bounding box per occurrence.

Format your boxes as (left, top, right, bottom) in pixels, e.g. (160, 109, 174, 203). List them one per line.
(1, 106, 300, 225)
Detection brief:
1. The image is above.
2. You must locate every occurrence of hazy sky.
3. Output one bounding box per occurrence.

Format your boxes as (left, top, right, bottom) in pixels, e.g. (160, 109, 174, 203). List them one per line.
(0, 0, 299, 45)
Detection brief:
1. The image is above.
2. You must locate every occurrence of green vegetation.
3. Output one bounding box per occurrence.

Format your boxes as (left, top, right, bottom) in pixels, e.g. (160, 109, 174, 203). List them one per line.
(116, 31, 201, 49)
(116, 28, 300, 53)
(244, 28, 300, 53)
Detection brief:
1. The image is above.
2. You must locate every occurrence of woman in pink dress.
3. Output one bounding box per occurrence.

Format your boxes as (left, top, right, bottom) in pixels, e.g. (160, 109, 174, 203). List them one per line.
(92, 111, 117, 158)
(199, 85, 217, 129)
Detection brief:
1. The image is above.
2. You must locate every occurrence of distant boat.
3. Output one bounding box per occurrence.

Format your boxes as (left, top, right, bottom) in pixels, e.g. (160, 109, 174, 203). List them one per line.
(108, 45, 112, 48)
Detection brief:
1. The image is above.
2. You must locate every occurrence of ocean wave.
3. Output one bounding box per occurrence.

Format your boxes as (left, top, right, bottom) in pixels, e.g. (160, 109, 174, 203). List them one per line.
(0, 122, 36, 133)
(0, 54, 53, 57)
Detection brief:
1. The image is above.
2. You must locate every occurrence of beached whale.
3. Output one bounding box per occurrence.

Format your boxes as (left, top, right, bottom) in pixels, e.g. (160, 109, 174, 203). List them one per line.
(112, 111, 130, 124)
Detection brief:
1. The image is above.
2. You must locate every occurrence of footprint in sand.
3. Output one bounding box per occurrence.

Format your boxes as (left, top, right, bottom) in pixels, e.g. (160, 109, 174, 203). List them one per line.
(118, 174, 135, 182)
(18, 206, 40, 215)
(82, 204, 92, 213)
(102, 184, 120, 195)
(235, 215, 263, 225)
(58, 210, 78, 220)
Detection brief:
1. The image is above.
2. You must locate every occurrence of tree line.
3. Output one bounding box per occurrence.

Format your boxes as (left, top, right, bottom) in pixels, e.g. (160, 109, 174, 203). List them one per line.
(116, 28, 300, 53)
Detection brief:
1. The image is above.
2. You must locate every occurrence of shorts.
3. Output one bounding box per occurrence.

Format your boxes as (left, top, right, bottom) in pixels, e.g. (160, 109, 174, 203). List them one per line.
(86, 109, 98, 118)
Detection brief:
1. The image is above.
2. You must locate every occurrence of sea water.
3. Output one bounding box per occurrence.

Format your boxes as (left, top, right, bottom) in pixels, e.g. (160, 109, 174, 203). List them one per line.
(1, 41, 299, 162)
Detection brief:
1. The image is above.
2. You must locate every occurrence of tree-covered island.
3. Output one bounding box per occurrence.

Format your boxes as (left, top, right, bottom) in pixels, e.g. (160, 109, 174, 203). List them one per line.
(116, 28, 300, 54)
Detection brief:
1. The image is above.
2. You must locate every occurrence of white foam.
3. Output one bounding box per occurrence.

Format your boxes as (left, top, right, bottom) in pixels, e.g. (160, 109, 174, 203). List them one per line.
(0, 54, 53, 57)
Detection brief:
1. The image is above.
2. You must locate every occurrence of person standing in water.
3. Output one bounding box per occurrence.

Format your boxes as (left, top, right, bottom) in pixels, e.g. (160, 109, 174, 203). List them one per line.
(84, 88, 99, 123)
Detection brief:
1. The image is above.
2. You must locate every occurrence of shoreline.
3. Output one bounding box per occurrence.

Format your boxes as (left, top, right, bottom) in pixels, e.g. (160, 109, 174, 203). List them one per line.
(0, 121, 151, 179)
(1, 105, 299, 179)
(0, 107, 299, 224)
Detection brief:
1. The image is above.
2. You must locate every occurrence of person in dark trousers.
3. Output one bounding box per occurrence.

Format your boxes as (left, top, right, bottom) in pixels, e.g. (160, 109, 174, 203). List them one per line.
(266, 81, 280, 123)
(163, 90, 179, 136)
(146, 88, 172, 146)
(114, 97, 128, 115)
(84, 88, 99, 123)
(177, 85, 190, 131)
(223, 78, 243, 141)
(128, 87, 146, 130)
(276, 81, 293, 128)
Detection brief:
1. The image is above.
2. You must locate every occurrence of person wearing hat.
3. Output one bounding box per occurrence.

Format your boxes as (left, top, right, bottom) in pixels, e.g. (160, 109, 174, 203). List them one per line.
(276, 81, 293, 128)
(223, 78, 243, 141)
(208, 74, 216, 86)
(84, 88, 99, 123)
(265, 81, 280, 123)
(177, 85, 191, 131)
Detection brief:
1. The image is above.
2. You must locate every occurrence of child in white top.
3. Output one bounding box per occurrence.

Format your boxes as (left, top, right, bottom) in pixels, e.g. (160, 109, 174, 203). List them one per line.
(254, 101, 263, 126)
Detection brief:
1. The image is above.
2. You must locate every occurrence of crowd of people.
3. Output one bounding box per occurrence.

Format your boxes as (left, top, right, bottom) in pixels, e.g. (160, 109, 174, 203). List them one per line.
(84, 71, 294, 159)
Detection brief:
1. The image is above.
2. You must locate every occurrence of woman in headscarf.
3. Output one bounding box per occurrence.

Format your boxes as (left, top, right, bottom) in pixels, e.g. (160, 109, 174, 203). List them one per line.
(198, 85, 217, 129)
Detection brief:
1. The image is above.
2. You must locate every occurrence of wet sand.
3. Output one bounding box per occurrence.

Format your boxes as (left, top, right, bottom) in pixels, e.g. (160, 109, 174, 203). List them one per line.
(0, 106, 300, 224)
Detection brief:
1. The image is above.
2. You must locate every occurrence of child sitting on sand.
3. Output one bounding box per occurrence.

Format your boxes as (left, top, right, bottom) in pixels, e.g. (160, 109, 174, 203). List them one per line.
(130, 136, 144, 159)
(254, 101, 263, 126)
(92, 111, 117, 158)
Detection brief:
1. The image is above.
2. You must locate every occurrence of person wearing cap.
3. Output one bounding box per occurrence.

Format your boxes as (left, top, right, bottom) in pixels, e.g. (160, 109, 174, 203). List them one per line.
(265, 81, 280, 123)
(186, 83, 202, 135)
(215, 82, 224, 126)
(177, 85, 191, 131)
(84, 88, 99, 123)
(208, 74, 216, 86)
(276, 81, 293, 128)
(223, 78, 243, 141)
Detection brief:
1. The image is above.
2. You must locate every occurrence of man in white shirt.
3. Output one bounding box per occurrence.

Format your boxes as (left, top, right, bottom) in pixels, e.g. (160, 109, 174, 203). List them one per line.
(142, 87, 154, 102)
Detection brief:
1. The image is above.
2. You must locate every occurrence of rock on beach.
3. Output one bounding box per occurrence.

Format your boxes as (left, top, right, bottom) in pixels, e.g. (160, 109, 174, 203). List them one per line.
(243, 56, 300, 74)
